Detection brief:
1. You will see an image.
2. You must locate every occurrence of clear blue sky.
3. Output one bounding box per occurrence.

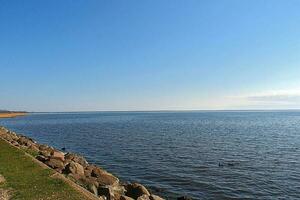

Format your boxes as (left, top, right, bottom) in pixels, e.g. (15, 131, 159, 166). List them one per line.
(1, 0, 300, 111)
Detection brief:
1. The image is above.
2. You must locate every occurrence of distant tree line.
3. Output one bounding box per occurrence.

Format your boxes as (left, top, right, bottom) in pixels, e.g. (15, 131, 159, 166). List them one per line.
(0, 110, 27, 113)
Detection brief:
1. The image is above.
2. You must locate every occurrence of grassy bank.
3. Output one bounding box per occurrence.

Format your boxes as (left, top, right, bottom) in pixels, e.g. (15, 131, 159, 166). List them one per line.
(0, 139, 86, 200)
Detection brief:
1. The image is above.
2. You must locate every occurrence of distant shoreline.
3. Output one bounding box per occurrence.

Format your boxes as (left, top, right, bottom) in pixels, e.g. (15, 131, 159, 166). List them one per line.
(30, 109, 300, 113)
(0, 112, 27, 118)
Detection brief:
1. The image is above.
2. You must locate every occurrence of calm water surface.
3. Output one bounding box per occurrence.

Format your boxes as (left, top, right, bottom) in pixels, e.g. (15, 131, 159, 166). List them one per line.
(1, 111, 300, 199)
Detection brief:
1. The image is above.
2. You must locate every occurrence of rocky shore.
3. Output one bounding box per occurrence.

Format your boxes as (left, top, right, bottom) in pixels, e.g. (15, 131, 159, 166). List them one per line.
(0, 126, 191, 200)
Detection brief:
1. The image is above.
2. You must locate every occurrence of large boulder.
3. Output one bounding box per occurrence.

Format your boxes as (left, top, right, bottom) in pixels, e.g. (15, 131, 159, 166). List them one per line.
(39, 145, 54, 157)
(51, 150, 65, 161)
(65, 153, 88, 167)
(65, 161, 85, 176)
(45, 158, 64, 172)
(125, 183, 150, 199)
(91, 166, 119, 186)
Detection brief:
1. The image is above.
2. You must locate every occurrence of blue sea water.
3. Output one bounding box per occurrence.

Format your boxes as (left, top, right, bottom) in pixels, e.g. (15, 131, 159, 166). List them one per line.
(1, 111, 300, 199)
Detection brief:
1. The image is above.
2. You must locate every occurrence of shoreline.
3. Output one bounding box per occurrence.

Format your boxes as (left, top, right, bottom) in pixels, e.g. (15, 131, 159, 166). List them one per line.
(0, 112, 27, 118)
(0, 126, 188, 200)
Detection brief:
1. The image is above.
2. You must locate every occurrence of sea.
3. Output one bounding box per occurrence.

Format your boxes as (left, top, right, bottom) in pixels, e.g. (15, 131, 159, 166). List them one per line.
(1, 111, 300, 199)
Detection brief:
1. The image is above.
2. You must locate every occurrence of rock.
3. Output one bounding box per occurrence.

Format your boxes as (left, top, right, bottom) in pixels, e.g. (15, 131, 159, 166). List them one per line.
(91, 167, 119, 186)
(0, 127, 187, 200)
(1, 134, 13, 142)
(28, 144, 39, 152)
(45, 158, 64, 171)
(137, 195, 151, 200)
(51, 150, 65, 161)
(80, 176, 99, 188)
(98, 186, 114, 200)
(39, 144, 50, 151)
(67, 173, 84, 183)
(39, 147, 53, 157)
(65, 153, 88, 167)
(177, 196, 192, 200)
(65, 161, 85, 176)
(111, 184, 126, 200)
(36, 155, 47, 162)
(84, 165, 96, 177)
(98, 184, 125, 200)
(150, 195, 165, 200)
(87, 184, 98, 196)
(11, 141, 19, 146)
(84, 169, 92, 177)
(120, 196, 135, 200)
(68, 174, 100, 196)
(125, 183, 150, 199)
(17, 136, 33, 146)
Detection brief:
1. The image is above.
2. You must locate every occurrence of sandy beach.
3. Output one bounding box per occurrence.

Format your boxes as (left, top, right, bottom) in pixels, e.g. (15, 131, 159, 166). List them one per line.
(0, 113, 27, 118)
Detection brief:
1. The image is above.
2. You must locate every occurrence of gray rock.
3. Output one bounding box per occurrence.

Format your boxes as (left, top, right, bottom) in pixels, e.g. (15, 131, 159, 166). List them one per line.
(125, 183, 150, 199)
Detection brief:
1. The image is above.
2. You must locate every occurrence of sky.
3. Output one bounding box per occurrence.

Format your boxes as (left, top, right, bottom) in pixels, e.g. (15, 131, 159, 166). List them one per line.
(1, 0, 300, 112)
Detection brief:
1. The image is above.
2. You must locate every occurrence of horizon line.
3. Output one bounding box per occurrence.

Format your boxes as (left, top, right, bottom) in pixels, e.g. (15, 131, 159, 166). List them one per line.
(28, 108, 300, 113)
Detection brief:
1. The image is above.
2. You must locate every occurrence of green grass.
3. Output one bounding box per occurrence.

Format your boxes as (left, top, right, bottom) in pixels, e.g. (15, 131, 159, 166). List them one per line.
(0, 139, 86, 200)
(22, 147, 40, 157)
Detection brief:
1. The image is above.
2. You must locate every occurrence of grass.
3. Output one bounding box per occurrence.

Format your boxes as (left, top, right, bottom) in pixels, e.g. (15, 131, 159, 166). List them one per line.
(0, 139, 86, 200)
(23, 147, 40, 157)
